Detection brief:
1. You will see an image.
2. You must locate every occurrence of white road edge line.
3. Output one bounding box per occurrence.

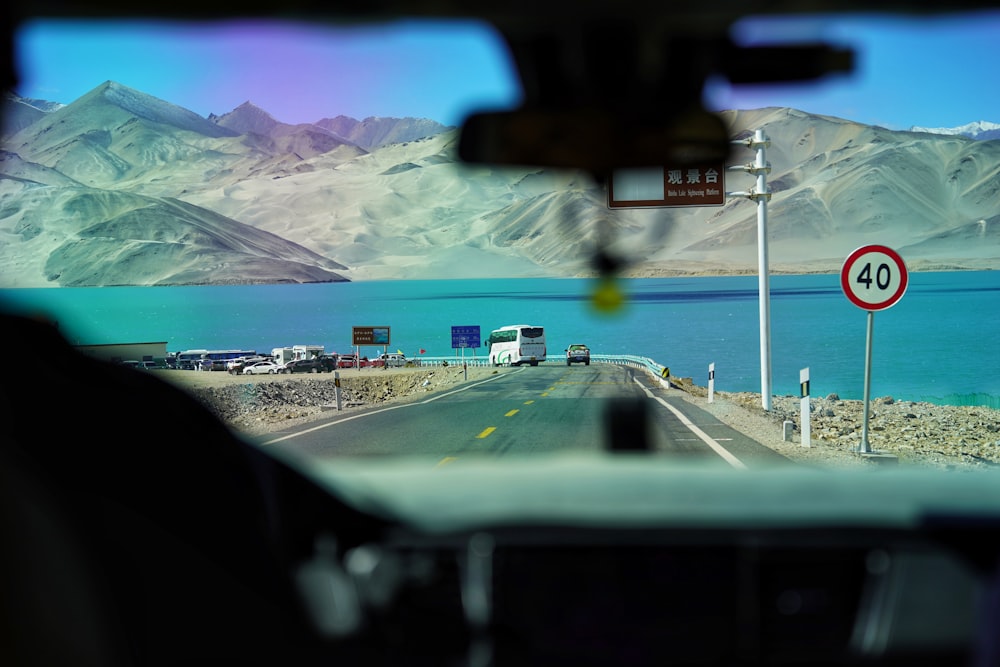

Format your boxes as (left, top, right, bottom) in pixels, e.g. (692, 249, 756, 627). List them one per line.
(258, 367, 525, 446)
(632, 377, 748, 470)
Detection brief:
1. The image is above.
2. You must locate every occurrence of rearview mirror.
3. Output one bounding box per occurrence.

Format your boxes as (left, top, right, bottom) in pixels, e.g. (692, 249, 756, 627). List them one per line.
(459, 104, 731, 172)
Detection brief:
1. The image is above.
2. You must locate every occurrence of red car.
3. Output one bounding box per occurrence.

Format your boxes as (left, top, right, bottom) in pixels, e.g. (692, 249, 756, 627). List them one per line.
(336, 355, 357, 368)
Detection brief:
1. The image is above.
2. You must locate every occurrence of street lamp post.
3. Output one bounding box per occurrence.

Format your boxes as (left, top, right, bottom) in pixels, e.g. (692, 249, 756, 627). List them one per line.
(726, 129, 773, 411)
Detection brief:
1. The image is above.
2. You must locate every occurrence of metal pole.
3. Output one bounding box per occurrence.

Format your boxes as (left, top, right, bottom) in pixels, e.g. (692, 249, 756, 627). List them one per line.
(755, 129, 773, 411)
(860, 310, 874, 453)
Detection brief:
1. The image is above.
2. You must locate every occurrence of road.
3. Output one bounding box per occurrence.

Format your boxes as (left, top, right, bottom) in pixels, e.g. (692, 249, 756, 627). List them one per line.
(258, 364, 789, 468)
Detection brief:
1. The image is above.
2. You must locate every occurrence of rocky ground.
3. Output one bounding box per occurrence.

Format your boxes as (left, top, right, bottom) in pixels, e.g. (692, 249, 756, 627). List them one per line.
(669, 376, 1000, 470)
(162, 366, 1000, 470)
(160, 365, 515, 436)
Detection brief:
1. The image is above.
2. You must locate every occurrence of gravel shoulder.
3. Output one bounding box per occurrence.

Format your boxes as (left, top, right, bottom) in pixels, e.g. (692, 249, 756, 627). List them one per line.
(159, 365, 516, 436)
(161, 365, 1000, 470)
(668, 376, 1000, 470)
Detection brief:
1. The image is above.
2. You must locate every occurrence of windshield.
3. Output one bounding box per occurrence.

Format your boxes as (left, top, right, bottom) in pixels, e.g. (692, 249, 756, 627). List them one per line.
(2, 11, 999, 471)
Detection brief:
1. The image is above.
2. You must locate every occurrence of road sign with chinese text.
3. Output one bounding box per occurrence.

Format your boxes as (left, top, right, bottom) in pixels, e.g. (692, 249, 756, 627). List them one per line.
(608, 162, 726, 208)
(451, 325, 480, 349)
(352, 326, 391, 346)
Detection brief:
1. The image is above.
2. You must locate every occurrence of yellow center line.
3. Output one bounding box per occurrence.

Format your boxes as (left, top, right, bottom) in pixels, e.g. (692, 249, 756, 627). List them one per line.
(556, 381, 626, 385)
(523, 400, 535, 405)
(436, 456, 458, 467)
(476, 426, 497, 439)
(548, 386, 556, 391)
(504, 409, 519, 417)
(540, 392, 549, 397)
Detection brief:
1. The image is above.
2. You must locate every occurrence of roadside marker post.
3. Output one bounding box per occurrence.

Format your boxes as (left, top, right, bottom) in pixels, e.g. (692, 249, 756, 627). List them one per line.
(708, 363, 715, 404)
(334, 371, 343, 411)
(800, 367, 811, 448)
(840, 245, 908, 454)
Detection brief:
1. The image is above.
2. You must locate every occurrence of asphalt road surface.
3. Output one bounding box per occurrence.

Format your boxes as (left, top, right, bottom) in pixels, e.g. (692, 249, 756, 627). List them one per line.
(257, 364, 789, 468)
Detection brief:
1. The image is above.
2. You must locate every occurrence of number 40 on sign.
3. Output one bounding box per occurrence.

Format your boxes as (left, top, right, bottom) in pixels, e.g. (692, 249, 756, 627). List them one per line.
(840, 245, 908, 312)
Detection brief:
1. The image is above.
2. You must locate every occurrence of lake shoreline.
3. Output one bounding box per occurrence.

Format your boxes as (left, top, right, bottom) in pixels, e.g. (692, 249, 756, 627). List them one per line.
(669, 376, 1000, 469)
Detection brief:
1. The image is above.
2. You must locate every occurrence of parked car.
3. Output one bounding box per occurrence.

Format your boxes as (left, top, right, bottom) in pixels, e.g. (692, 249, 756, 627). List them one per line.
(316, 355, 339, 372)
(336, 355, 357, 368)
(566, 343, 590, 366)
(280, 358, 323, 374)
(242, 361, 280, 375)
(228, 357, 262, 374)
(376, 352, 407, 368)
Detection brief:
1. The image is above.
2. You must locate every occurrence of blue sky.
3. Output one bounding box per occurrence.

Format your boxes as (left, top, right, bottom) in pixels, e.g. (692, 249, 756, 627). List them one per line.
(14, 19, 522, 128)
(708, 11, 1000, 130)
(13, 11, 1000, 130)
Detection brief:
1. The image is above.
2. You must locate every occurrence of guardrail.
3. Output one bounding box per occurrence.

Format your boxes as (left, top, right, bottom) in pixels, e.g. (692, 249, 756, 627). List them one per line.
(410, 357, 494, 368)
(409, 354, 671, 384)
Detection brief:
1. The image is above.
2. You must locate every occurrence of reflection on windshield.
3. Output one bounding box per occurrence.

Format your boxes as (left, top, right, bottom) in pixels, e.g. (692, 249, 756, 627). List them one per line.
(1, 14, 998, 470)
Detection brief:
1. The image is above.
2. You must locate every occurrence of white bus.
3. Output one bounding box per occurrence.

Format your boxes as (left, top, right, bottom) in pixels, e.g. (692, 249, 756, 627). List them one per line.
(485, 325, 546, 366)
(175, 349, 258, 371)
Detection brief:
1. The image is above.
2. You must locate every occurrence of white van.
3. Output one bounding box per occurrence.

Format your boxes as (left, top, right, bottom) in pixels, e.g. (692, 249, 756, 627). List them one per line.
(378, 353, 407, 368)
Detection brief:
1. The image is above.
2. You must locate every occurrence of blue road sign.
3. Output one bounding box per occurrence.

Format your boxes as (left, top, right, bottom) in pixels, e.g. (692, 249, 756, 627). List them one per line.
(451, 325, 480, 349)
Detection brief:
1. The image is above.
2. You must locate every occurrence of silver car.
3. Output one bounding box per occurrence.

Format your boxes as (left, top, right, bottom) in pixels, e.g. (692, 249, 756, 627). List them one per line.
(242, 361, 280, 375)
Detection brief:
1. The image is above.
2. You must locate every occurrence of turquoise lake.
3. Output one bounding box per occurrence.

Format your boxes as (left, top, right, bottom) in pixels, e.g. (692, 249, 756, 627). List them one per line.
(1, 272, 997, 407)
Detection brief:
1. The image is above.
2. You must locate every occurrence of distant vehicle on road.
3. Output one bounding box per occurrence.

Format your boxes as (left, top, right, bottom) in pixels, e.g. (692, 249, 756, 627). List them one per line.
(485, 324, 546, 366)
(337, 355, 357, 369)
(566, 344, 590, 366)
(242, 361, 280, 375)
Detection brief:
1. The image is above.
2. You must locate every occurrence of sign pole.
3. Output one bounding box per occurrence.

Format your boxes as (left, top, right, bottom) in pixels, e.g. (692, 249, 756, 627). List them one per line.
(860, 311, 874, 454)
(839, 245, 908, 457)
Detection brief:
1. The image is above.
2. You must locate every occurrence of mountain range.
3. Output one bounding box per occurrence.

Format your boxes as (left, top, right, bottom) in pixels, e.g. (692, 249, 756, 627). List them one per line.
(909, 121, 1000, 142)
(1, 80, 998, 286)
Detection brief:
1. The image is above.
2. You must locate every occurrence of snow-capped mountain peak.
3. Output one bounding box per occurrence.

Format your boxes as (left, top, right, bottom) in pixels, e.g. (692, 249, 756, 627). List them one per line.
(910, 120, 1000, 140)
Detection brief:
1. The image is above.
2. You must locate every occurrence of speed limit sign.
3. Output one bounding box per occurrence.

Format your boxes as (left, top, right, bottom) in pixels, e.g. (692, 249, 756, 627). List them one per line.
(840, 245, 908, 311)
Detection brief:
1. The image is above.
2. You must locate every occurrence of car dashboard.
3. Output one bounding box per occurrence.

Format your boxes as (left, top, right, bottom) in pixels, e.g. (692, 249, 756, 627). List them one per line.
(270, 454, 1000, 667)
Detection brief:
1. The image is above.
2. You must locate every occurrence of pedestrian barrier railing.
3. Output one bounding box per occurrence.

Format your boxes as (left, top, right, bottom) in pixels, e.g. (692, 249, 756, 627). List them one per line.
(406, 354, 671, 385)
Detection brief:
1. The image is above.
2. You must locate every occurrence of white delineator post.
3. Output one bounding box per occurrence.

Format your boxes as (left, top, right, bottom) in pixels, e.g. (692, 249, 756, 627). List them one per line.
(334, 371, 343, 411)
(727, 129, 773, 411)
(800, 367, 811, 448)
(708, 362, 715, 404)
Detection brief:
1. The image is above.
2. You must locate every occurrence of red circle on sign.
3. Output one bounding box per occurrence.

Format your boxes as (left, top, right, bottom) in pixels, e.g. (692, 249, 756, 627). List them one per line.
(840, 245, 908, 311)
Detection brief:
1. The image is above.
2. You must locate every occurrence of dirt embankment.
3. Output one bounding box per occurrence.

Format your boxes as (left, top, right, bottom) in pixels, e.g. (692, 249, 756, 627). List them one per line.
(669, 376, 1000, 470)
(161, 365, 513, 436)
